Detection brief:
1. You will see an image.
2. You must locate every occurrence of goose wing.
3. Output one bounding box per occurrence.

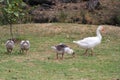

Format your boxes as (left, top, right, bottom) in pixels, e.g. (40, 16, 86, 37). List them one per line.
(80, 37, 98, 43)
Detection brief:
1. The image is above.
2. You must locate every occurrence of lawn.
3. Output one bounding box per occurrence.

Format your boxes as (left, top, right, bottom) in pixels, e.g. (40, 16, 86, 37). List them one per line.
(0, 23, 120, 80)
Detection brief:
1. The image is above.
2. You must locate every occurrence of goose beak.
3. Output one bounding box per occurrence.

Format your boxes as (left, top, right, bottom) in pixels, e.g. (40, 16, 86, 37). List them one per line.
(101, 27, 104, 32)
(101, 27, 106, 34)
(102, 28, 104, 31)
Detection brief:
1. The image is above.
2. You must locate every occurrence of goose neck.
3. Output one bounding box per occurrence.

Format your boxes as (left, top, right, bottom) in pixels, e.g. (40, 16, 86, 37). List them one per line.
(96, 29, 102, 40)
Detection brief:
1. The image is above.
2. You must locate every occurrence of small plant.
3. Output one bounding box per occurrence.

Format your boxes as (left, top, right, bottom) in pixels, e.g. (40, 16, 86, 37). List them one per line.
(1, 0, 25, 39)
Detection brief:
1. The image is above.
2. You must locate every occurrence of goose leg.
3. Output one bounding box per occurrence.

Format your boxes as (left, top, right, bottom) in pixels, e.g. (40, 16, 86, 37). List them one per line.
(56, 53, 59, 59)
(61, 53, 64, 60)
(72, 52, 75, 57)
(83, 49, 88, 56)
(8, 49, 12, 54)
(7, 49, 9, 53)
(91, 48, 94, 56)
(10, 49, 12, 54)
(26, 50, 28, 54)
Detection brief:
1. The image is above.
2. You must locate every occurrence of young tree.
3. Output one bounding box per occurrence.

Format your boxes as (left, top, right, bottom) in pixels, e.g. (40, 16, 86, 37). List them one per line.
(2, 0, 25, 39)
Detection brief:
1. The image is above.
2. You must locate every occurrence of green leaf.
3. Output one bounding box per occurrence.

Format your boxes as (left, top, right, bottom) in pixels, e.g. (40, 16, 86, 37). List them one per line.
(21, 13, 25, 16)
(6, 0, 10, 5)
(1, 0, 26, 24)
(0, 0, 4, 3)
(14, 12, 19, 17)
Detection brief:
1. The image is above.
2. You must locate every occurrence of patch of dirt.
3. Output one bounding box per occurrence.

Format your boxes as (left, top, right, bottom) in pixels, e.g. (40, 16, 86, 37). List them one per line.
(23, 0, 120, 25)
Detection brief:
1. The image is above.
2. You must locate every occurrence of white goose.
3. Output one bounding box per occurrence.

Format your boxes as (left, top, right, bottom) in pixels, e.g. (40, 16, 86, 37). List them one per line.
(73, 25, 104, 56)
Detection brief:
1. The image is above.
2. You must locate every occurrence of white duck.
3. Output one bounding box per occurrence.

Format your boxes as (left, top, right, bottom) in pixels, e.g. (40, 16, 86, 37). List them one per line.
(73, 25, 104, 56)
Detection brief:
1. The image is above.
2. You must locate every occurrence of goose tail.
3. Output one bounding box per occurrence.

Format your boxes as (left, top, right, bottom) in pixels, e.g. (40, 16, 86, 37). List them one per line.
(73, 41, 78, 44)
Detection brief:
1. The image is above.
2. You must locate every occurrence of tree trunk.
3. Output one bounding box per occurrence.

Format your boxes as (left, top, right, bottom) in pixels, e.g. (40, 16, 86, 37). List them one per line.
(10, 24, 13, 39)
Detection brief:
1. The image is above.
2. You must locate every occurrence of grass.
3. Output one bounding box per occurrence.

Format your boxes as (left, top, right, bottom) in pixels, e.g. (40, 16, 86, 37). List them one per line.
(0, 23, 120, 80)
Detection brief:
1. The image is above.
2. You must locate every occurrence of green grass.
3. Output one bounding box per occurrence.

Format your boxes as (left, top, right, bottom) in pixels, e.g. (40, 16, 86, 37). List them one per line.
(0, 23, 120, 80)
